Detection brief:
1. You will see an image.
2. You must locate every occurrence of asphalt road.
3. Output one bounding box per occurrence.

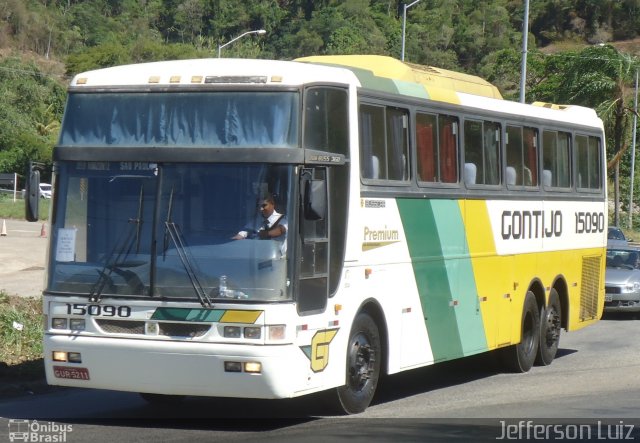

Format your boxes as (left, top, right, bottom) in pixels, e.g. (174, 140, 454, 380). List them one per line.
(0, 218, 48, 298)
(2, 220, 640, 441)
(0, 313, 639, 442)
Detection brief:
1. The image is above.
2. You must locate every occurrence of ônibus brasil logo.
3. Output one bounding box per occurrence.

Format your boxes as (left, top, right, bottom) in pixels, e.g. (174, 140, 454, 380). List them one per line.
(8, 420, 73, 442)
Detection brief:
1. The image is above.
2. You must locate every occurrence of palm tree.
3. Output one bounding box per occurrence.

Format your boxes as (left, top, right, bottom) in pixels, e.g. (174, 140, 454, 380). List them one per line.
(552, 45, 638, 226)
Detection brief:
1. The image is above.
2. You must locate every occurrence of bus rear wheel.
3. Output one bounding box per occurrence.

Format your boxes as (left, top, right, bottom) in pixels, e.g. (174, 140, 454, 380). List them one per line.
(535, 288, 562, 366)
(501, 291, 540, 373)
(335, 312, 381, 414)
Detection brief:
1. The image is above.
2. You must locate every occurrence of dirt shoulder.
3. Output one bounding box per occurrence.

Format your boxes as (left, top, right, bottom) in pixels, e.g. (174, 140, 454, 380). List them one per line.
(0, 219, 49, 398)
(0, 218, 48, 298)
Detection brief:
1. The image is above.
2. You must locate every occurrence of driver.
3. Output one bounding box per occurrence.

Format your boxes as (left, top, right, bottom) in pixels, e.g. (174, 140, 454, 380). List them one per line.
(232, 193, 287, 241)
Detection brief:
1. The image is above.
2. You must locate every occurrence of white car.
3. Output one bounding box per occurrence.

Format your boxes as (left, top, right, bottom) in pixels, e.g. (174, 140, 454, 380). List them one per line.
(39, 183, 52, 199)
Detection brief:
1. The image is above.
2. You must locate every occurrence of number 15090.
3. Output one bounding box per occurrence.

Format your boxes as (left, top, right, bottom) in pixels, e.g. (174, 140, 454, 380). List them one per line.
(575, 211, 605, 234)
(65, 303, 131, 317)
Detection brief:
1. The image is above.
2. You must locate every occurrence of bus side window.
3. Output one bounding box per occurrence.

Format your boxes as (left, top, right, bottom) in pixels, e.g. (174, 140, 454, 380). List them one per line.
(464, 120, 481, 185)
(386, 107, 409, 181)
(576, 134, 602, 191)
(360, 104, 386, 180)
(417, 112, 459, 184)
(416, 113, 437, 182)
(543, 130, 571, 189)
(506, 126, 523, 186)
(507, 125, 538, 187)
(360, 104, 409, 182)
(303, 87, 349, 156)
(464, 119, 500, 186)
(588, 136, 602, 189)
(439, 116, 459, 183)
(523, 127, 538, 186)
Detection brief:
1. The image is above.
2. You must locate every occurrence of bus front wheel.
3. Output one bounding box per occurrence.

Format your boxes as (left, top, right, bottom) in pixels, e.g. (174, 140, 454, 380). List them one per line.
(335, 312, 381, 414)
(535, 288, 562, 366)
(501, 291, 540, 373)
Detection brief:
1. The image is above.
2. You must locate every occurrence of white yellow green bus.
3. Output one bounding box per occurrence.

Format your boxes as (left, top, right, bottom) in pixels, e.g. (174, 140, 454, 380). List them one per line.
(31, 55, 606, 414)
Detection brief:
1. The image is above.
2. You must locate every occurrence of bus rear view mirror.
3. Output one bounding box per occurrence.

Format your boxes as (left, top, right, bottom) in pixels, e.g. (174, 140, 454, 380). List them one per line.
(25, 164, 40, 222)
(303, 177, 326, 221)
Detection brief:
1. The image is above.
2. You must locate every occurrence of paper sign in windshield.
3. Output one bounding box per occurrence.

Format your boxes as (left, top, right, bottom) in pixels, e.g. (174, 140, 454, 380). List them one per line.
(56, 228, 76, 262)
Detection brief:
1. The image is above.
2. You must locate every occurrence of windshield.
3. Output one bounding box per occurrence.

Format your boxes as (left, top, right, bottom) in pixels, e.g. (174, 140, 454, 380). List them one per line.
(48, 162, 294, 302)
(607, 248, 640, 270)
(59, 91, 299, 148)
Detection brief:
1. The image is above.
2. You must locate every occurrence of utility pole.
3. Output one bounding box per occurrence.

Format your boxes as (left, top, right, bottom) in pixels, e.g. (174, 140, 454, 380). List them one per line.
(519, 0, 530, 103)
(629, 69, 638, 229)
(218, 30, 266, 58)
(401, 0, 421, 62)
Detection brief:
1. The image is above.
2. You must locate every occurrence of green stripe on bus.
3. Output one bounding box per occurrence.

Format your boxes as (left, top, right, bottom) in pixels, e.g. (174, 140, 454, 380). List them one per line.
(151, 307, 225, 322)
(397, 198, 463, 361)
(348, 67, 400, 94)
(303, 61, 401, 95)
(392, 79, 430, 100)
(398, 199, 488, 361)
(431, 200, 487, 355)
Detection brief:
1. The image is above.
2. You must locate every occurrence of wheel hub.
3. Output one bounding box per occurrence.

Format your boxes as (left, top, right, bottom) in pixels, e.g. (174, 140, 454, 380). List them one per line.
(347, 336, 375, 391)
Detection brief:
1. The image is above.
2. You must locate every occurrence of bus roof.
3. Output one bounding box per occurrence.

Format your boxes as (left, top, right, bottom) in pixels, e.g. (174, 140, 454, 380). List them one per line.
(295, 55, 503, 101)
(68, 56, 602, 131)
(296, 55, 601, 130)
(68, 58, 357, 88)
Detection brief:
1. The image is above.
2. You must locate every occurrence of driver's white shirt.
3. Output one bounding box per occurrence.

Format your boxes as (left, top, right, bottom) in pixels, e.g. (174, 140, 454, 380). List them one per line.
(237, 210, 287, 239)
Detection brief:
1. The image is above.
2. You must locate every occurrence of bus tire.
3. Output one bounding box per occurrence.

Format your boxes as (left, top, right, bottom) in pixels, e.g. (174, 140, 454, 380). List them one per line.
(335, 312, 381, 414)
(535, 288, 562, 366)
(501, 291, 540, 373)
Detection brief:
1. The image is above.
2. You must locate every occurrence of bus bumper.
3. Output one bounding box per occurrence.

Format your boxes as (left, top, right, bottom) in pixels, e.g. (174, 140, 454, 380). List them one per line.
(44, 334, 311, 399)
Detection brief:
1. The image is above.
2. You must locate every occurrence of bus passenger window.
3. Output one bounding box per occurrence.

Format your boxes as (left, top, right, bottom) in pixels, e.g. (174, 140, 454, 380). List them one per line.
(506, 125, 538, 187)
(360, 104, 386, 180)
(439, 116, 458, 183)
(359, 104, 409, 182)
(588, 137, 602, 189)
(464, 119, 500, 186)
(386, 108, 409, 181)
(464, 120, 481, 184)
(523, 127, 538, 186)
(416, 113, 459, 185)
(576, 134, 602, 191)
(542, 130, 571, 189)
(416, 113, 437, 182)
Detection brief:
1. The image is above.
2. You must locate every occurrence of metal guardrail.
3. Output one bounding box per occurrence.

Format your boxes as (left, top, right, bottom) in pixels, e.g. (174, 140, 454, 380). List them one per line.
(0, 188, 24, 198)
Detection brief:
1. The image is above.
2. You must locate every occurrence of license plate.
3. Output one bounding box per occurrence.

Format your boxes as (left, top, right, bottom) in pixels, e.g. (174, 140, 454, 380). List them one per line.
(53, 366, 90, 380)
(605, 295, 612, 302)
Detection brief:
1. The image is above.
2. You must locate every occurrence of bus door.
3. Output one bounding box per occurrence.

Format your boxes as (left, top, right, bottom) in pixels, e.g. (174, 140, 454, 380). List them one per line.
(297, 167, 329, 314)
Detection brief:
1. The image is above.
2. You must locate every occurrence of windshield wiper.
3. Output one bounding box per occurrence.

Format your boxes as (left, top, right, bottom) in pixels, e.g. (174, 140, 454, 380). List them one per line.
(89, 185, 145, 303)
(164, 187, 213, 308)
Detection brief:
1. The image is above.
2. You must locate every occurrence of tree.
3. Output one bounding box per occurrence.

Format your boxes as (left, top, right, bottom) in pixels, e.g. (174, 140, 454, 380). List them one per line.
(529, 44, 639, 226)
(0, 57, 64, 178)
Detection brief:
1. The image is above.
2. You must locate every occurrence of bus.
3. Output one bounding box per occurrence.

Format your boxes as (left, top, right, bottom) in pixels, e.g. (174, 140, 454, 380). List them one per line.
(30, 55, 606, 414)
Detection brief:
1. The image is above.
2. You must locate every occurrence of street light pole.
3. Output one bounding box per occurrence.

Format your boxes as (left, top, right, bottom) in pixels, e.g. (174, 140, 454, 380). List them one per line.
(218, 29, 266, 58)
(401, 0, 421, 62)
(629, 68, 638, 229)
(519, 0, 530, 103)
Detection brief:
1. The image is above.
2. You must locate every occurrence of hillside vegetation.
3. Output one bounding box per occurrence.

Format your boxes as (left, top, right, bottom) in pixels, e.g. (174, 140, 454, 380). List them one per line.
(2, 0, 640, 224)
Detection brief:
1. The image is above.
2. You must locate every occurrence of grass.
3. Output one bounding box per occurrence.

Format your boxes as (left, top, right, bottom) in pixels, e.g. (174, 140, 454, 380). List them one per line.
(0, 193, 49, 220)
(0, 194, 48, 385)
(0, 291, 44, 380)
